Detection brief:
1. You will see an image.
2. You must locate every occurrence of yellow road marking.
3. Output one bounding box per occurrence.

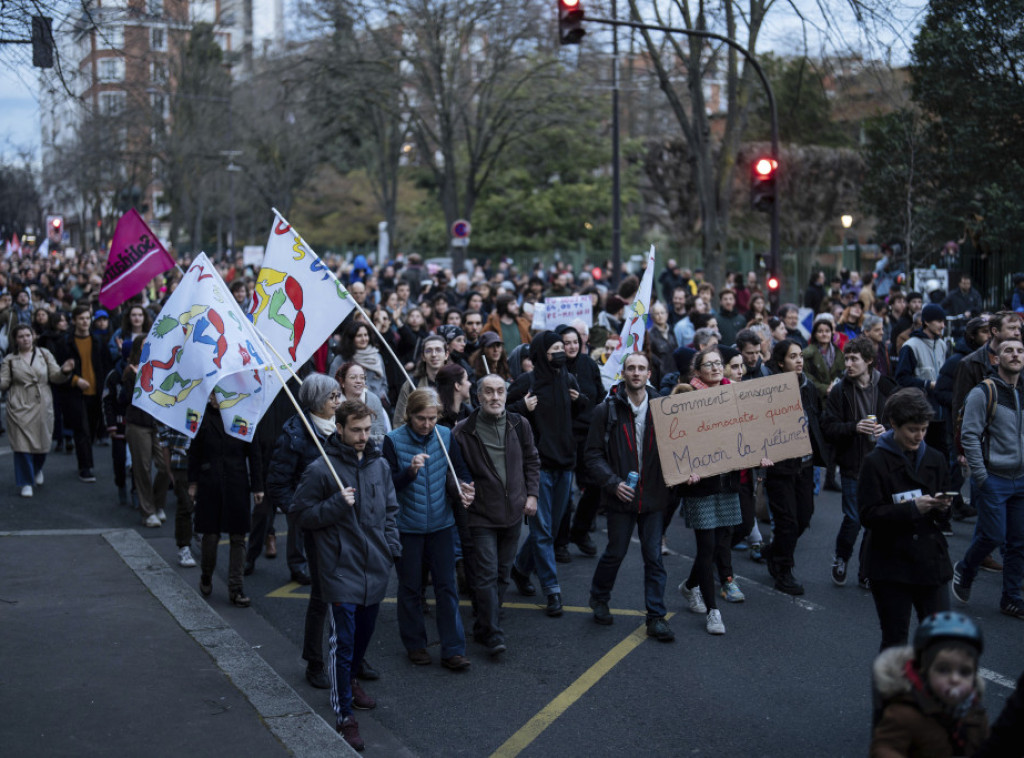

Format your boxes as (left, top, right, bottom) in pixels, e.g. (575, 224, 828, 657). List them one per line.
(490, 615, 674, 758)
(264, 584, 649, 617)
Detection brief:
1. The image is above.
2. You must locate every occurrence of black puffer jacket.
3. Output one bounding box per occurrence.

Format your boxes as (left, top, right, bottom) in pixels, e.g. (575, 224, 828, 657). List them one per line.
(584, 383, 675, 514)
(266, 411, 330, 512)
(858, 431, 952, 585)
(293, 436, 401, 606)
(821, 371, 898, 479)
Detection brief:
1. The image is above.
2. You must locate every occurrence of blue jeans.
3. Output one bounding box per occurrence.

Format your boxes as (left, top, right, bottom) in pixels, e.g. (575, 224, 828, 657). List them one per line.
(961, 474, 1024, 606)
(590, 510, 667, 619)
(396, 526, 466, 657)
(13, 452, 46, 487)
(328, 602, 379, 722)
(514, 468, 573, 595)
(835, 476, 868, 581)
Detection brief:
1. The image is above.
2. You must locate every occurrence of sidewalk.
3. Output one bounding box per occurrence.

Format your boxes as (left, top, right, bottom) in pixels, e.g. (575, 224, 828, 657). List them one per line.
(0, 528, 352, 758)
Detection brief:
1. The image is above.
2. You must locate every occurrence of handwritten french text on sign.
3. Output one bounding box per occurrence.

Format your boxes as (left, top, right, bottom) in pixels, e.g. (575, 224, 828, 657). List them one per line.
(650, 374, 812, 485)
(531, 295, 593, 331)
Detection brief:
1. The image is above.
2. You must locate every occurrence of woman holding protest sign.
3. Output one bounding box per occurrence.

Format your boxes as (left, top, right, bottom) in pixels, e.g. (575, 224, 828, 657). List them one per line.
(677, 346, 769, 635)
(761, 339, 825, 596)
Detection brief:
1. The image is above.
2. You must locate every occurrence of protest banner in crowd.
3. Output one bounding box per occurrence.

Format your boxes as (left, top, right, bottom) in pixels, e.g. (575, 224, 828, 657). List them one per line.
(650, 373, 811, 484)
(530, 295, 593, 331)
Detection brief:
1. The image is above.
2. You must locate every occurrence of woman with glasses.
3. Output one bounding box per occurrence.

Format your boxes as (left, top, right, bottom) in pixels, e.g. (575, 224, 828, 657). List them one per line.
(677, 346, 767, 634)
(335, 362, 391, 444)
(263, 374, 343, 689)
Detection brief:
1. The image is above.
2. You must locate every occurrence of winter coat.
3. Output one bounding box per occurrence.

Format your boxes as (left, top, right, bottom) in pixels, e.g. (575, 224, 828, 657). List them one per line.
(188, 411, 263, 535)
(896, 330, 950, 417)
(566, 352, 605, 439)
(960, 372, 1024, 485)
(101, 363, 130, 441)
(716, 307, 747, 346)
(975, 669, 1024, 758)
(646, 325, 677, 379)
(0, 347, 67, 453)
(952, 342, 997, 424)
(821, 371, 898, 479)
(453, 409, 540, 529)
(871, 645, 988, 758)
(482, 311, 531, 349)
(940, 287, 983, 318)
(584, 384, 675, 514)
(767, 371, 825, 475)
(803, 343, 846, 401)
(383, 424, 471, 535)
(858, 430, 952, 585)
(293, 436, 401, 606)
(934, 338, 973, 414)
(266, 411, 331, 512)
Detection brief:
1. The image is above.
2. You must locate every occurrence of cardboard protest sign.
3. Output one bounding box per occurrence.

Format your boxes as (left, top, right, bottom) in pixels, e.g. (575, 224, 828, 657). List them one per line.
(651, 373, 812, 485)
(531, 295, 593, 331)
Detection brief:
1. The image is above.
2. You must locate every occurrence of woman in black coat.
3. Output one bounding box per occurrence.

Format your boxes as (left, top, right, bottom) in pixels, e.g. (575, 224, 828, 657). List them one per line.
(189, 393, 264, 607)
(858, 387, 952, 651)
(762, 339, 825, 597)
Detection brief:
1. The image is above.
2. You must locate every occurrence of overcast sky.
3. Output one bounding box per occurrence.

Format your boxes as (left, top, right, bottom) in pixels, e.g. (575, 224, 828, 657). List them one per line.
(0, 0, 929, 163)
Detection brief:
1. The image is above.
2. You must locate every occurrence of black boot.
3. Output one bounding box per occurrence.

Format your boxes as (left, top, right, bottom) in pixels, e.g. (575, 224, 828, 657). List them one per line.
(510, 565, 536, 596)
(545, 593, 563, 617)
(773, 567, 805, 596)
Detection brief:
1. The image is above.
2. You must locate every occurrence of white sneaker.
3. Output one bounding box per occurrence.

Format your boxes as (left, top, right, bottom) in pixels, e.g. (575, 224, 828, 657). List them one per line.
(679, 582, 707, 614)
(34, 470, 44, 486)
(144, 514, 162, 528)
(156, 509, 167, 522)
(20, 485, 33, 497)
(178, 546, 197, 568)
(706, 608, 726, 635)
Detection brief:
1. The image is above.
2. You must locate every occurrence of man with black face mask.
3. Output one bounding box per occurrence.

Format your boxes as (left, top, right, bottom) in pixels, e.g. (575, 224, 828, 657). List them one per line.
(507, 331, 589, 616)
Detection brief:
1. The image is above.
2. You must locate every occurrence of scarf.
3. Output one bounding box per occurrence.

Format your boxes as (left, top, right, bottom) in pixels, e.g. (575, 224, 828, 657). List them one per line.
(355, 346, 385, 378)
(311, 413, 336, 438)
(627, 391, 649, 471)
(818, 342, 836, 369)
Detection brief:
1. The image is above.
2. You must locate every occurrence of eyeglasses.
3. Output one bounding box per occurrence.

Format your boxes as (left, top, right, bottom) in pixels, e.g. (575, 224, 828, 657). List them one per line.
(700, 361, 724, 369)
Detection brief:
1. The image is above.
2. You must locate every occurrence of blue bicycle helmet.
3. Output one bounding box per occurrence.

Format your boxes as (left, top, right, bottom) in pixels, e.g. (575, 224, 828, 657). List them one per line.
(913, 612, 983, 665)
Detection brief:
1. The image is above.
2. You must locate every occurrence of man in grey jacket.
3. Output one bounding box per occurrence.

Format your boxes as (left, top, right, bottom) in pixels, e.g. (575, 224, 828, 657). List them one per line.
(292, 400, 401, 752)
(952, 340, 1024, 621)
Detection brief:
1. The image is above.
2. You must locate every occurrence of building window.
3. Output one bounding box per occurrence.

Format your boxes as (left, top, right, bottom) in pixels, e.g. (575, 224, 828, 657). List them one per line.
(97, 58, 124, 83)
(151, 28, 166, 51)
(150, 92, 167, 119)
(100, 25, 124, 50)
(99, 91, 126, 117)
(148, 0, 164, 15)
(150, 61, 167, 85)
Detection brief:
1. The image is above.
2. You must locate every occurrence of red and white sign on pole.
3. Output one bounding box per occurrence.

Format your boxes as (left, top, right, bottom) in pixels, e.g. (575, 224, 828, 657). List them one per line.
(451, 219, 471, 248)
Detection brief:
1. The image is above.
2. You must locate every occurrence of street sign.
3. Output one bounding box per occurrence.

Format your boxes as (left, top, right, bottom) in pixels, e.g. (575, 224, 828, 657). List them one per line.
(451, 219, 471, 239)
(451, 237, 469, 248)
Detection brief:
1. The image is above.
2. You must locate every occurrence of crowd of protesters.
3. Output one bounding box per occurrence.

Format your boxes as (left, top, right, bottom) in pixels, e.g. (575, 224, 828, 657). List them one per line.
(3, 242, 1024, 754)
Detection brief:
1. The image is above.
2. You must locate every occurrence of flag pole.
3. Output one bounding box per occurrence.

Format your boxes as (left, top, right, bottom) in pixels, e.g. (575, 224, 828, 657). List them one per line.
(262, 357, 348, 496)
(270, 208, 462, 487)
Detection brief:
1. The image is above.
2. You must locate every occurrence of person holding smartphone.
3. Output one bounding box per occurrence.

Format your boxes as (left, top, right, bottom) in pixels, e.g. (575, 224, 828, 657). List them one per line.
(858, 387, 954, 651)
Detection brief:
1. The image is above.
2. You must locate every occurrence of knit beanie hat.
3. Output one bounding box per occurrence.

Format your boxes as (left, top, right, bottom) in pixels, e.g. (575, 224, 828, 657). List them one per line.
(921, 303, 946, 324)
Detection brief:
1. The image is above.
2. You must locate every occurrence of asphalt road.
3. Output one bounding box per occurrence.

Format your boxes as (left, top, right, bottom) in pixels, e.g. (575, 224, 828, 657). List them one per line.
(3, 439, 1022, 757)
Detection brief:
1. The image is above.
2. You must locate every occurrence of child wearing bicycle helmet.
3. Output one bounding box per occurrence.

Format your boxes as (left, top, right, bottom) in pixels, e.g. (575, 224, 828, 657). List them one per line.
(871, 612, 989, 757)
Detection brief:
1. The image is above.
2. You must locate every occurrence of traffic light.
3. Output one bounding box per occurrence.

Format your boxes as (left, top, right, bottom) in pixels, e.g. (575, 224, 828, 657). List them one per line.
(31, 16, 54, 69)
(558, 0, 585, 45)
(750, 156, 777, 213)
(766, 271, 781, 310)
(47, 216, 63, 244)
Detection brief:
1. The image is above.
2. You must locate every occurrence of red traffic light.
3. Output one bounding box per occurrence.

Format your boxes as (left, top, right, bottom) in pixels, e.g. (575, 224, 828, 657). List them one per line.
(767, 275, 780, 291)
(558, 0, 585, 44)
(753, 158, 777, 177)
(51, 218, 61, 229)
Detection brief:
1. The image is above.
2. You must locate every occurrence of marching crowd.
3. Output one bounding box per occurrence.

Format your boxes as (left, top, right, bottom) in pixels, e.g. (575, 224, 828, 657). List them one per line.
(2, 245, 1023, 754)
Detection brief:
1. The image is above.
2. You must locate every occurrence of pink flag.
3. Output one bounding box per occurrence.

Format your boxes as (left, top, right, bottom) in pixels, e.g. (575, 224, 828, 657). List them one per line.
(99, 209, 176, 310)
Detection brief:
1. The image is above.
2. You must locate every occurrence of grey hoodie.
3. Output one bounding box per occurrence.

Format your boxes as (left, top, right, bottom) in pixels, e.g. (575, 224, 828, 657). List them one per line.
(960, 373, 1024, 484)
